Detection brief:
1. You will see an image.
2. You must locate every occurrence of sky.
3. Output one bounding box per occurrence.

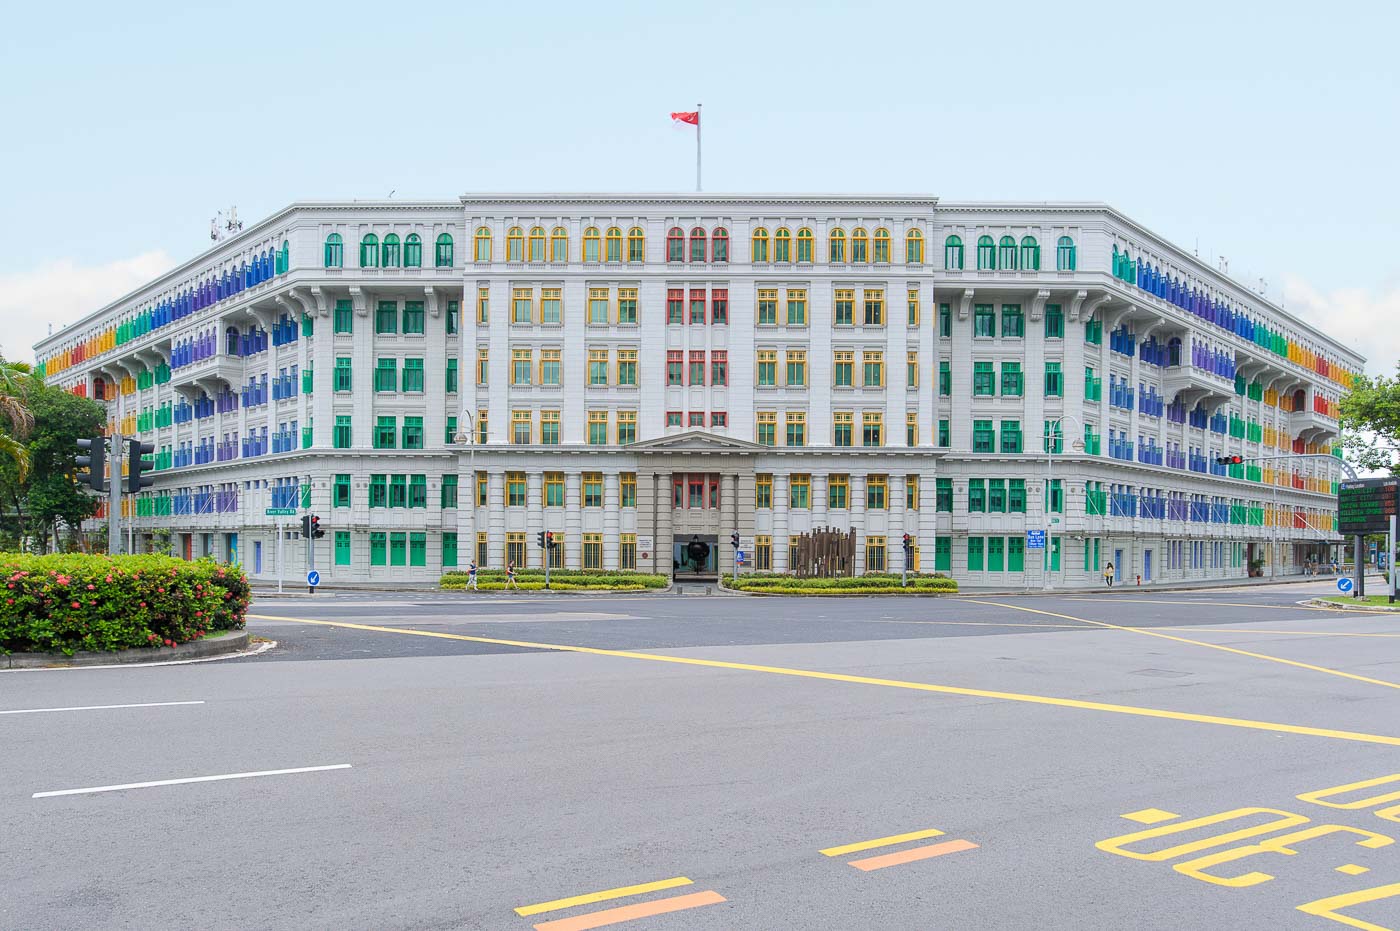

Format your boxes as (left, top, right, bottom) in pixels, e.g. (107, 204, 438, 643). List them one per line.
(1, 0, 1397, 371)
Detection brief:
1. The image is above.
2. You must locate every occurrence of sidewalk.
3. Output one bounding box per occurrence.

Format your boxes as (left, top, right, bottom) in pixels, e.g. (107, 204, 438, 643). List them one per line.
(951, 573, 1381, 597)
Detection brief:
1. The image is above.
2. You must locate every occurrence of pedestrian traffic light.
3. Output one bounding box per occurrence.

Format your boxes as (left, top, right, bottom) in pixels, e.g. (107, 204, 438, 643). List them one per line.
(74, 436, 106, 492)
(537, 531, 546, 549)
(124, 438, 155, 493)
(1215, 455, 1244, 465)
(731, 531, 740, 548)
(902, 533, 913, 551)
(546, 530, 555, 549)
(311, 515, 324, 539)
(300, 515, 313, 538)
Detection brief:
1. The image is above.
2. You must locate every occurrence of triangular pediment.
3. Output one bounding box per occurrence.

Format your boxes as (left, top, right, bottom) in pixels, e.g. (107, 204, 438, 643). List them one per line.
(627, 430, 764, 453)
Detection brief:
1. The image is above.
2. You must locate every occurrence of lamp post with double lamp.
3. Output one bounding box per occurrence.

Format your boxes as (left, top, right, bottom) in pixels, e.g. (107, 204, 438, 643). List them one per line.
(453, 409, 478, 563)
(1043, 415, 1084, 592)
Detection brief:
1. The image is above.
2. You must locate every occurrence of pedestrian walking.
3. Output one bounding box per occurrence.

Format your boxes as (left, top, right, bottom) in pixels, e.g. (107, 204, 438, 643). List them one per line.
(466, 559, 479, 591)
(1103, 561, 1115, 588)
(506, 560, 519, 591)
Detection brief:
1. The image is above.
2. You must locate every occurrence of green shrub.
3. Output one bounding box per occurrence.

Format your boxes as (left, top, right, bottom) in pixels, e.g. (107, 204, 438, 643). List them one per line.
(729, 572, 957, 594)
(440, 568, 668, 591)
(0, 554, 250, 655)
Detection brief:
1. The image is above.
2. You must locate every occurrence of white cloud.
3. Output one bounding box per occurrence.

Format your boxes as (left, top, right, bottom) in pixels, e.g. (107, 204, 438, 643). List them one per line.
(0, 251, 176, 364)
(1282, 274, 1400, 377)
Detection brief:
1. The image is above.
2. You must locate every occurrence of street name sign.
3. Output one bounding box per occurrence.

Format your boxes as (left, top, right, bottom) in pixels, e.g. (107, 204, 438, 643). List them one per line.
(266, 507, 298, 517)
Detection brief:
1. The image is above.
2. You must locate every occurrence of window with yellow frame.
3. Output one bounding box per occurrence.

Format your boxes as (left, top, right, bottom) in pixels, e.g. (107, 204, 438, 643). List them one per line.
(511, 410, 532, 445)
(540, 409, 561, 445)
(755, 473, 773, 508)
(476, 410, 488, 446)
(528, 227, 546, 262)
(906, 411, 919, 447)
(796, 228, 814, 263)
(620, 533, 636, 570)
(751, 227, 770, 262)
(617, 287, 638, 324)
(905, 229, 924, 264)
(587, 411, 608, 445)
(785, 411, 806, 447)
(511, 287, 533, 324)
(477, 287, 489, 323)
(582, 227, 601, 262)
(510, 348, 532, 385)
(620, 473, 637, 507)
(873, 228, 891, 263)
(540, 288, 562, 324)
(862, 349, 884, 387)
(863, 288, 885, 326)
(829, 228, 846, 263)
(907, 289, 920, 326)
(627, 227, 645, 263)
(786, 288, 807, 326)
(604, 227, 623, 262)
(506, 227, 524, 262)
(588, 287, 609, 325)
(550, 226, 568, 262)
(851, 227, 869, 263)
(588, 348, 609, 386)
(617, 348, 637, 386)
(538, 348, 561, 386)
(863, 411, 884, 447)
(906, 474, 920, 509)
(617, 410, 637, 444)
(476, 347, 489, 386)
(773, 227, 791, 263)
(473, 226, 491, 262)
(907, 350, 918, 388)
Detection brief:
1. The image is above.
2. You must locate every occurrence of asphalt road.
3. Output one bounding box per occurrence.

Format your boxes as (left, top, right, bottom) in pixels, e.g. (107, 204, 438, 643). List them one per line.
(4, 580, 1400, 930)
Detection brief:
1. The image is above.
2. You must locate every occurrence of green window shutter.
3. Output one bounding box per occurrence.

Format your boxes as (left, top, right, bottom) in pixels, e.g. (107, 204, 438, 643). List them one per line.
(409, 533, 427, 567)
(934, 537, 951, 571)
(334, 531, 351, 566)
(390, 533, 407, 567)
(300, 484, 311, 508)
(967, 536, 984, 571)
(370, 532, 387, 566)
(442, 532, 458, 568)
(1008, 537, 1025, 572)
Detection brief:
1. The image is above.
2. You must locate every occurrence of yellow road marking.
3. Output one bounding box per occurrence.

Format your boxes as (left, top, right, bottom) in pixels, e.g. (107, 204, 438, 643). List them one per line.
(969, 601, 1400, 692)
(820, 828, 945, 857)
(1121, 808, 1180, 825)
(1158, 627, 1400, 638)
(515, 877, 692, 917)
(1061, 597, 1366, 613)
(248, 613, 1400, 747)
(1336, 864, 1372, 876)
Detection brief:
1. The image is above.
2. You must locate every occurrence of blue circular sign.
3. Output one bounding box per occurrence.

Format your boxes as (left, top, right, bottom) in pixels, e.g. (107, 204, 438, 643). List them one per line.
(306, 570, 321, 587)
(1337, 577, 1354, 593)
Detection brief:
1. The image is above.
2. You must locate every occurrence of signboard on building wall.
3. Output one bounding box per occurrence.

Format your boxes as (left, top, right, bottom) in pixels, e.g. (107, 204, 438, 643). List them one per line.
(1338, 478, 1400, 535)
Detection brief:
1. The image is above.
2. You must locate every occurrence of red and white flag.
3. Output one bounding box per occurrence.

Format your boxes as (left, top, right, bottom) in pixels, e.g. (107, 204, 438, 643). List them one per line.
(670, 110, 699, 126)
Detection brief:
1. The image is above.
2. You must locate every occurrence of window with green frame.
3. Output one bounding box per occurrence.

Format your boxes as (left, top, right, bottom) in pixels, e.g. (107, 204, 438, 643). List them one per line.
(403, 416, 424, 449)
(1043, 420, 1064, 453)
(442, 531, 458, 568)
(402, 358, 424, 392)
(325, 233, 344, 268)
(389, 474, 407, 508)
(374, 358, 397, 392)
(987, 536, 1005, 572)
(1045, 478, 1063, 513)
(968, 478, 986, 512)
(334, 357, 353, 392)
(1000, 419, 1022, 453)
(968, 535, 985, 571)
(1044, 362, 1063, 397)
(390, 532, 407, 567)
(370, 532, 387, 566)
(334, 415, 352, 449)
(445, 358, 458, 393)
(988, 479, 1006, 512)
(1007, 536, 1025, 572)
(938, 419, 950, 447)
(374, 416, 396, 449)
(936, 477, 952, 511)
(934, 537, 951, 571)
(375, 301, 397, 334)
(973, 362, 995, 396)
(938, 303, 951, 337)
(403, 234, 422, 268)
(333, 473, 351, 507)
(1044, 303, 1063, 338)
(334, 531, 351, 567)
(1001, 361, 1023, 396)
(369, 474, 388, 508)
(972, 419, 994, 452)
(441, 474, 458, 508)
(334, 300, 353, 333)
(1001, 305, 1023, 338)
(445, 300, 459, 335)
(402, 301, 425, 334)
(973, 304, 995, 337)
(1009, 478, 1026, 512)
(445, 416, 458, 445)
(938, 362, 951, 397)
(408, 474, 427, 508)
(409, 532, 426, 568)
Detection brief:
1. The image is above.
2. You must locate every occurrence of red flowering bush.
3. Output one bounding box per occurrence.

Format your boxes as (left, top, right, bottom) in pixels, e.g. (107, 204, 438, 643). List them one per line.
(0, 554, 250, 655)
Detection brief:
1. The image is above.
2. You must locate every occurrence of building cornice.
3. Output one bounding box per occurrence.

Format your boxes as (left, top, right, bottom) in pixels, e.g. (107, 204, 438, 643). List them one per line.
(460, 192, 940, 209)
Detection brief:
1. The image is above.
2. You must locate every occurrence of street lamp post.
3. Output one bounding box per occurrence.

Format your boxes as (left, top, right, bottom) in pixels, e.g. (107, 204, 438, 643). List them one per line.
(1044, 415, 1084, 592)
(454, 409, 478, 562)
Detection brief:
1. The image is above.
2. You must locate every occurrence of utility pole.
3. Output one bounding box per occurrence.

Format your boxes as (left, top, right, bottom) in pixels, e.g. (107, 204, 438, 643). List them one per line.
(108, 433, 122, 555)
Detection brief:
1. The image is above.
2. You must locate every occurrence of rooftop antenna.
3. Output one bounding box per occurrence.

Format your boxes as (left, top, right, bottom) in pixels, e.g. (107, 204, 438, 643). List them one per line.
(210, 206, 244, 242)
(1218, 255, 1229, 274)
(388, 190, 396, 198)
(1194, 237, 1199, 257)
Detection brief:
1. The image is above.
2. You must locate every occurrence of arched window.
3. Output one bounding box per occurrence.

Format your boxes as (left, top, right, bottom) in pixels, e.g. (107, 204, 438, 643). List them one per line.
(851, 227, 869, 263)
(711, 227, 729, 263)
(627, 226, 645, 263)
(582, 227, 601, 262)
(773, 227, 792, 263)
(381, 233, 401, 268)
(1168, 337, 1182, 367)
(403, 233, 422, 267)
(435, 232, 454, 267)
(528, 227, 546, 263)
(550, 226, 568, 262)
(998, 235, 1018, 270)
(944, 234, 963, 269)
(226, 326, 240, 357)
(506, 226, 524, 262)
(905, 229, 924, 265)
(1056, 235, 1076, 271)
(604, 227, 623, 262)
(976, 235, 995, 269)
(751, 227, 770, 263)
(667, 227, 685, 262)
(690, 227, 707, 263)
(1019, 235, 1039, 271)
(796, 228, 814, 263)
(829, 228, 847, 263)
(473, 226, 492, 262)
(872, 228, 891, 263)
(359, 233, 380, 268)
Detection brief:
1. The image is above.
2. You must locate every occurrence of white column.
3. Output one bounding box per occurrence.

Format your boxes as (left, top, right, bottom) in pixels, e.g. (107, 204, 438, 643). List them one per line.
(603, 472, 620, 569)
(772, 473, 789, 572)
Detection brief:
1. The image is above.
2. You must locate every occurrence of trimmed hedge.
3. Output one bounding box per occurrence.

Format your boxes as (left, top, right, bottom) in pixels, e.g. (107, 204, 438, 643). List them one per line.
(441, 568, 669, 591)
(0, 554, 250, 655)
(729, 572, 958, 595)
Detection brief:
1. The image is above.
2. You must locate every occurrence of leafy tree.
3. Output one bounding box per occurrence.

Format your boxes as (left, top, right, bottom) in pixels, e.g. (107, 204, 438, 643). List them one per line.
(0, 359, 34, 481)
(1340, 367, 1400, 474)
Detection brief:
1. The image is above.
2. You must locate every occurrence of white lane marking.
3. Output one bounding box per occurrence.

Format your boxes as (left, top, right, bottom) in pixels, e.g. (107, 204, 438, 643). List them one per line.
(1, 700, 204, 716)
(0, 639, 277, 673)
(33, 763, 352, 798)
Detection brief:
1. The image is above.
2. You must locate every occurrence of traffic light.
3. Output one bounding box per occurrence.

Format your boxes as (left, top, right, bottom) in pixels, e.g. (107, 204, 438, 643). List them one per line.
(311, 515, 324, 539)
(537, 531, 546, 549)
(300, 515, 312, 538)
(731, 532, 740, 548)
(74, 436, 106, 492)
(902, 533, 913, 552)
(546, 530, 555, 549)
(1215, 455, 1244, 465)
(124, 438, 155, 493)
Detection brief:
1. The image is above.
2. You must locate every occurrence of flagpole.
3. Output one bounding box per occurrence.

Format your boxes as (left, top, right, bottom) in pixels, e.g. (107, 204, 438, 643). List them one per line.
(696, 103, 702, 192)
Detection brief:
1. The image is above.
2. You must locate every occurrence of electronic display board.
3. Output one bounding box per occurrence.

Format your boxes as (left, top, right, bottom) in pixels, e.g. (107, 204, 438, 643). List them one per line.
(1338, 478, 1400, 535)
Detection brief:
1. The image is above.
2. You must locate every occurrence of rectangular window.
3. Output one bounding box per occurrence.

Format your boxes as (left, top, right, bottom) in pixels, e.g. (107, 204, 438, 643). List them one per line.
(828, 474, 849, 508)
(905, 351, 919, 389)
(334, 357, 353, 392)
(833, 351, 854, 388)
(389, 474, 407, 508)
(689, 350, 706, 385)
(972, 419, 994, 453)
(1044, 362, 1063, 397)
(973, 304, 995, 338)
(583, 533, 603, 570)
(935, 537, 951, 571)
(666, 411, 682, 427)
(834, 289, 854, 326)
(936, 477, 953, 512)
(938, 303, 951, 337)
(862, 350, 884, 387)
(906, 411, 918, 447)
(756, 411, 776, 446)
(539, 348, 561, 386)
(689, 288, 706, 324)
(757, 288, 777, 326)
(402, 416, 423, 449)
(790, 473, 811, 509)
(688, 411, 704, 430)
(1043, 420, 1063, 454)
(543, 472, 564, 507)
(710, 288, 728, 324)
(907, 290, 920, 326)
(370, 532, 387, 567)
(968, 478, 986, 512)
(506, 533, 526, 570)
(540, 288, 562, 324)
(445, 357, 458, 394)
(334, 415, 352, 449)
(938, 419, 950, 447)
(589, 348, 609, 386)
(1007, 536, 1025, 573)
(866, 474, 887, 509)
(1001, 304, 1023, 338)
(441, 474, 458, 509)
(988, 479, 1006, 513)
(402, 301, 425, 334)
(617, 287, 637, 324)
(1009, 478, 1026, 513)
(333, 473, 351, 508)
(442, 531, 458, 568)
(476, 288, 489, 324)
(477, 410, 488, 446)
(617, 348, 637, 386)
(506, 471, 527, 507)
(588, 287, 609, 325)
(617, 410, 637, 445)
(583, 472, 603, 507)
(374, 415, 396, 449)
(374, 358, 397, 392)
(988, 536, 1005, 572)
(1045, 478, 1063, 514)
(785, 349, 807, 387)
(906, 474, 920, 510)
(755, 474, 773, 508)
(369, 474, 388, 508)
(1001, 361, 1023, 396)
(511, 409, 532, 444)
(375, 300, 397, 334)
(408, 474, 427, 509)
(667, 288, 684, 324)
(1045, 303, 1064, 339)
(710, 350, 727, 386)
(862, 411, 883, 447)
(862, 288, 885, 326)
(620, 473, 636, 508)
(755, 535, 772, 571)
(510, 288, 533, 324)
(476, 473, 488, 507)
(334, 300, 353, 334)
(756, 349, 777, 387)
(999, 419, 1021, 453)
(476, 348, 489, 386)
(587, 410, 608, 445)
(335, 530, 351, 567)
(833, 411, 853, 447)
(785, 411, 806, 447)
(511, 348, 532, 385)
(967, 536, 984, 571)
(786, 288, 808, 325)
(667, 350, 684, 386)
(938, 361, 951, 397)
(620, 533, 636, 570)
(973, 361, 995, 396)
(402, 358, 424, 392)
(865, 536, 886, 572)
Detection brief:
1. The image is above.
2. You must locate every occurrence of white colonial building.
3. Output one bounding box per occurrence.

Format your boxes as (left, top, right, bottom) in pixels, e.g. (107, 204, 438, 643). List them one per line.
(34, 194, 1359, 587)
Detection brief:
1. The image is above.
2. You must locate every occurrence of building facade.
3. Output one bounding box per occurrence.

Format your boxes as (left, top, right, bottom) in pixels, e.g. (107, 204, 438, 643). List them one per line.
(34, 194, 1360, 587)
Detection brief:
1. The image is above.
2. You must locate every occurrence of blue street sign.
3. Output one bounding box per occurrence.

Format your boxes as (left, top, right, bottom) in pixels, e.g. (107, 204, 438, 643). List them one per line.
(1337, 577, 1354, 593)
(306, 570, 321, 587)
(1026, 529, 1046, 549)
(736, 551, 746, 564)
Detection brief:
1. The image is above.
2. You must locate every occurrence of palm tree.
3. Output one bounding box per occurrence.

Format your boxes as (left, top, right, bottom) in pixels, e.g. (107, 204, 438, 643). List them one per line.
(0, 359, 34, 482)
